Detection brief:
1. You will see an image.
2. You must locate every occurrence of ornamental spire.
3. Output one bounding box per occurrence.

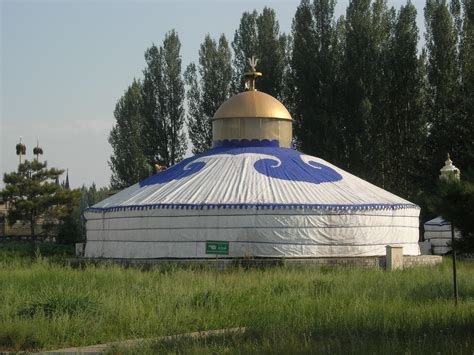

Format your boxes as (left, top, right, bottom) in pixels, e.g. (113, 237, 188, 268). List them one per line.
(64, 169, 70, 190)
(33, 140, 44, 161)
(244, 55, 262, 91)
(440, 153, 461, 181)
(16, 137, 26, 165)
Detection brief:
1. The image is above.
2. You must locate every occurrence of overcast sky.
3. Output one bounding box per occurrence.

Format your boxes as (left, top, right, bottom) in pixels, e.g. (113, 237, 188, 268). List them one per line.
(1, 0, 426, 189)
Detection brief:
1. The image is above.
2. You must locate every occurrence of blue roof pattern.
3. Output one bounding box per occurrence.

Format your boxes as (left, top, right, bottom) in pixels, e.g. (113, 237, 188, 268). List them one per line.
(87, 141, 419, 214)
(140, 146, 343, 187)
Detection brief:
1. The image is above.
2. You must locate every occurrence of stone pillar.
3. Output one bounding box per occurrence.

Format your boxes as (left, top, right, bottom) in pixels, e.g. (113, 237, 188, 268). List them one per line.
(386, 245, 404, 271)
(75, 243, 85, 257)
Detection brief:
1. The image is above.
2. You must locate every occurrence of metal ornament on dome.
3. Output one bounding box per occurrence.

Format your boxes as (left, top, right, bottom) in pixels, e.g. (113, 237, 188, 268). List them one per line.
(244, 55, 262, 91)
(211, 56, 293, 148)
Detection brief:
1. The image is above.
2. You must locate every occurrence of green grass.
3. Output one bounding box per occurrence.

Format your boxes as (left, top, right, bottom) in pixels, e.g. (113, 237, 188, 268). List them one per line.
(0, 242, 473, 353)
(0, 240, 74, 265)
(108, 331, 474, 354)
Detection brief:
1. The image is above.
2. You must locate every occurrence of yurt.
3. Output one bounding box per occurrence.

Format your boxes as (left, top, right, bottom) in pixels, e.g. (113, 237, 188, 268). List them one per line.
(424, 216, 460, 255)
(84, 64, 421, 259)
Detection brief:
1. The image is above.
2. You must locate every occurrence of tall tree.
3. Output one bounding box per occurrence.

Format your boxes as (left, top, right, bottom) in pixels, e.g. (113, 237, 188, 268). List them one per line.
(424, 0, 460, 181)
(290, 0, 342, 162)
(337, 0, 396, 185)
(457, 0, 474, 172)
(341, 0, 372, 178)
(142, 30, 187, 168)
(108, 79, 150, 189)
(291, 0, 316, 150)
(341, 0, 377, 180)
(232, 7, 288, 98)
(385, 1, 427, 198)
(185, 34, 233, 154)
(366, 0, 396, 187)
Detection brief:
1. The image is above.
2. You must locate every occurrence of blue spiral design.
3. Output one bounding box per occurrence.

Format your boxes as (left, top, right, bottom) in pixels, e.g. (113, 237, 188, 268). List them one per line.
(139, 146, 342, 187)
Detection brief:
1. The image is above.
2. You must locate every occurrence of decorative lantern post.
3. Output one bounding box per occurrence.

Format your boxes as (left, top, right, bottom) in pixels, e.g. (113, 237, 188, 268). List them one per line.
(439, 153, 460, 181)
(440, 153, 461, 306)
(15, 137, 27, 165)
(33, 140, 44, 161)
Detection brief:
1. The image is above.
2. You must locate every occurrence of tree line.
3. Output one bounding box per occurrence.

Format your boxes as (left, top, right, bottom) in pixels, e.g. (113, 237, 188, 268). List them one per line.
(1, 159, 109, 247)
(109, 0, 474, 206)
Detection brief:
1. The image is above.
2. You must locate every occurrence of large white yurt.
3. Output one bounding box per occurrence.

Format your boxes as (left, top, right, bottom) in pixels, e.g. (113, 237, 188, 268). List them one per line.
(84, 66, 421, 259)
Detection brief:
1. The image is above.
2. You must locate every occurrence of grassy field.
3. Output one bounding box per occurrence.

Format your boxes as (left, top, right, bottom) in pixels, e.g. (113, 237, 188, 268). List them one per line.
(1, 241, 473, 353)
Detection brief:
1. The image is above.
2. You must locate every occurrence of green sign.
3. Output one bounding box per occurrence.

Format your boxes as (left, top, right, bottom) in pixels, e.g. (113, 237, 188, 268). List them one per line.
(206, 241, 229, 255)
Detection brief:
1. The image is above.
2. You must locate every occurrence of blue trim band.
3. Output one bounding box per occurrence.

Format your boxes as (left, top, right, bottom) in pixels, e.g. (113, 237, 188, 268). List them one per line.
(213, 139, 280, 148)
(88, 224, 419, 231)
(85, 203, 420, 214)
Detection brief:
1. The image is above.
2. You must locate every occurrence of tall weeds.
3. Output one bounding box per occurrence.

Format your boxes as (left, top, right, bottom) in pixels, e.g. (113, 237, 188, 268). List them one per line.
(0, 249, 473, 351)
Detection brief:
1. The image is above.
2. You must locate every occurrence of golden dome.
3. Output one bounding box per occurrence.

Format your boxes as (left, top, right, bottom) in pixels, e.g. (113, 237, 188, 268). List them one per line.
(211, 59, 293, 148)
(212, 91, 292, 121)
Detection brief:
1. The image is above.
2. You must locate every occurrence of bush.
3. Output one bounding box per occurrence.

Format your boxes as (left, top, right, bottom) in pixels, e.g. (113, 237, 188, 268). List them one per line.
(56, 212, 82, 244)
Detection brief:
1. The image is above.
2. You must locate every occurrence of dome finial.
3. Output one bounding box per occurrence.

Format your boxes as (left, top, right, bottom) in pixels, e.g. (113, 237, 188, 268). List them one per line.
(244, 55, 262, 91)
(440, 152, 461, 181)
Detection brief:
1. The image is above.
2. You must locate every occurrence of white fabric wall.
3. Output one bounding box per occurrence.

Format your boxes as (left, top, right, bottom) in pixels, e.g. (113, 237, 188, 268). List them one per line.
(85, 207, 420, 258)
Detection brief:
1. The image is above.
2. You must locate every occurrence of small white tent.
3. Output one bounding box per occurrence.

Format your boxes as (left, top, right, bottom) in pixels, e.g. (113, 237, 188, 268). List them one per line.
(424, 217, 460, 255)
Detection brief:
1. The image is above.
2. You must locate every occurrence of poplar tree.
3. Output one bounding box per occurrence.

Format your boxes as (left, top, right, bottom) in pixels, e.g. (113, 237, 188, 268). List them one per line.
(457, 0, 474, 172)
(367, 0, 396, 187)
(142, 30, 187, 168)
(108, 79, 150, 189)
(424, 0, 460, 181)
(291, 0, 316, 149)
(336, 0, 395, 185)
(341, 0, 378, 180)
(290, 0, 342, 162)
(385, 1, 427, 198)
(185, 34, 233, 154)
(232, 7, 287, 98)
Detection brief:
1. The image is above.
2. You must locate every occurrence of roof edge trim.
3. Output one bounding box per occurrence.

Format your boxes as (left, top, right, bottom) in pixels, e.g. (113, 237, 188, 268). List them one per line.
(85, 203, 420, 214)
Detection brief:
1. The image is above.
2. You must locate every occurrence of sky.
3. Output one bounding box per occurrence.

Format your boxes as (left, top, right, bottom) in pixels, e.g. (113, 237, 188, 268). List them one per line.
(1, 0, 426, 189)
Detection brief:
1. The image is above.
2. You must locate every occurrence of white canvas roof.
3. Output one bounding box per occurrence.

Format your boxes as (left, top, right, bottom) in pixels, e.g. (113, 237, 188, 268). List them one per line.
(89, 146, 417, 212)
